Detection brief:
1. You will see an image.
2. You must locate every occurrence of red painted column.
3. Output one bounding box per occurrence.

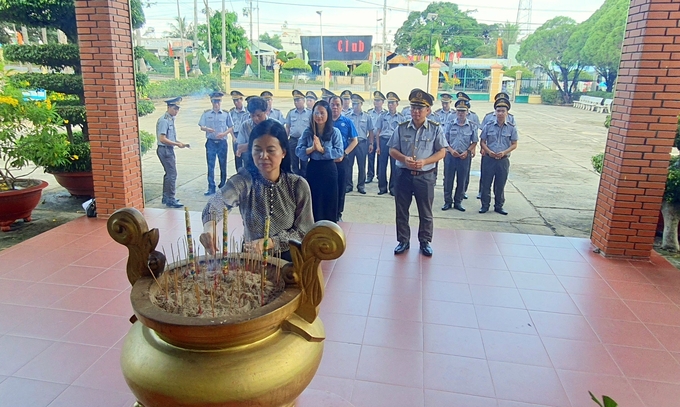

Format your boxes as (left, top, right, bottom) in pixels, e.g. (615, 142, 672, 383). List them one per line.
(591, 0, 680, 258)
(74, 0, 144, 217)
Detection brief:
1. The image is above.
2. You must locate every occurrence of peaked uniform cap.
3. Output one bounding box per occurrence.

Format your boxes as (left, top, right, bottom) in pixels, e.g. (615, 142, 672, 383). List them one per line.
(408, 89, 434, 107)
(386, 92, 400, 102)
(230, 90, 245, 99)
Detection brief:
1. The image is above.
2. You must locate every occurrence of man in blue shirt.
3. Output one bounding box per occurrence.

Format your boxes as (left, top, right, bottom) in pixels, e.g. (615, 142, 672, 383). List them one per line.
(330, 96, 358, 222)
(198, 91, 234, 195)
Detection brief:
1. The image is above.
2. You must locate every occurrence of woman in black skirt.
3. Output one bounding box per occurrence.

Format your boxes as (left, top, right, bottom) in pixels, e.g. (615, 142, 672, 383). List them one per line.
(295, 100, 344, 222)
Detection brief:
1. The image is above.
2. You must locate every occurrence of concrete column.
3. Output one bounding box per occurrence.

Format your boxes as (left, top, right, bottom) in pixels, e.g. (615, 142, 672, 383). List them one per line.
(221, 62, 231, 92)
(75, 0, 144, 217)
(324, 67, 330, 90)
(591, 0, 680, 258)
(489, 63, 503, 102)
(274, 64, 280, 91)
(514, 71, 523, 100)
(428, 63, 440, 99)
(174, 58, 180, 80)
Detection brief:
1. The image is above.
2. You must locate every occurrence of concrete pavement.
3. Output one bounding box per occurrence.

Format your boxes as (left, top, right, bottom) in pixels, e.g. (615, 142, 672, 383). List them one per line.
(139, 95, 608, 239)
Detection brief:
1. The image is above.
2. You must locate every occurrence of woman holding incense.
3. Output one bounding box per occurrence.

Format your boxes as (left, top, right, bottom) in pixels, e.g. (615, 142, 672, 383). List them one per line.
(295, 99, 344, 222)
(200, 119, 314, 262)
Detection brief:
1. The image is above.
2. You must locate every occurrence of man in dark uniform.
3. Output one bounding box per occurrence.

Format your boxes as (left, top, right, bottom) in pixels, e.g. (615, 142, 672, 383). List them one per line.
(389, 89, 447, 257)
(305, 91, 317, 110)
(286, 90, 312, 177)
(476, 92, 517, 199)
(366, 91, 386, 184)
(340, 90, 353, 115)
(330, 96, 358, 222)
(346, 94, 374, 194)
(198, 91, 234, 195)
(375, 92, 404, 196)
(321, 88, 335, 103)
(434, 93, 455, 131)
(479, 97, 518, 215)
(260, 90, 284, 123)
(156, 97, 189, 208)
(442, 99, 478, 212)
(228, 90, 249, 172)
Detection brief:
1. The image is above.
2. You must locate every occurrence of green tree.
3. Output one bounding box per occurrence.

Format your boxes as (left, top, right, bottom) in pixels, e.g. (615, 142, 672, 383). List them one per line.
(165, 16, 194, 39)
(498, 22, 520, 58)
(394, 2, 493, 58)
(196, 10, 248, 61)
(503, 66, 534, 79)
(259, 32, 282, 49)
(0, 0, 146, 43)
(568, 0, 628, 92)
(352, 62, 372, 76)
(282, 58, 311, 87)
(517, 16, 584, 103)
(324, 61, 349, 74)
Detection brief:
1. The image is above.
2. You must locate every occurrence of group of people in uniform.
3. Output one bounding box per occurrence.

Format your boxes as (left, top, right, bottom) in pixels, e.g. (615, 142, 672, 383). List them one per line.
(154, 87, 518, 257)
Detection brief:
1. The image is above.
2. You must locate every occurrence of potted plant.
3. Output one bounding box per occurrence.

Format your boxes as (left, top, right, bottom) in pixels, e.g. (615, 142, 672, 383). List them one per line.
(0, 79, 70, 231)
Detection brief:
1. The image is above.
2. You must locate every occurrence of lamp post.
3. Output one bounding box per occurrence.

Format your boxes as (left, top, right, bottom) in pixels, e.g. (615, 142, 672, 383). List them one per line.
(316, 11, 324, 78)
(425, 13, 438, 94)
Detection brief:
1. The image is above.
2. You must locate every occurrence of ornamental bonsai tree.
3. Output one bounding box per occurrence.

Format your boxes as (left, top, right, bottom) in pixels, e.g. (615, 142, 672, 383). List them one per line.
(0, 74, 70, 190)
(282, 58, 311, 88)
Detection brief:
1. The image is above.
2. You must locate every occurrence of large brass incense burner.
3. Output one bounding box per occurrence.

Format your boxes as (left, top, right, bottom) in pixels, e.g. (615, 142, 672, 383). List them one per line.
(107, 208, 345, 407)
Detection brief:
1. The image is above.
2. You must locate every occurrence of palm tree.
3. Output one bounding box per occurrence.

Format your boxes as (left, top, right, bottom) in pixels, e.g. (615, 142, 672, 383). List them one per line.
(165, 16, 194, 39)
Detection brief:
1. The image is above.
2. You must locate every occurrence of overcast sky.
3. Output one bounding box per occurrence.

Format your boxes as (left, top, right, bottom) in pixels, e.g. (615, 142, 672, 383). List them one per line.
(142, 0, 605, 44)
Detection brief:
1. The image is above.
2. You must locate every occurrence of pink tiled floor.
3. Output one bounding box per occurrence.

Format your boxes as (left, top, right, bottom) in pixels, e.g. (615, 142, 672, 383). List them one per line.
(1, 209, 680, 407)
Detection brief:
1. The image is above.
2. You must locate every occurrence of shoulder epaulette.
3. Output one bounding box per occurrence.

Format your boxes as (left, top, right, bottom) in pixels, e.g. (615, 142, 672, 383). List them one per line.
(398, 120, 410, 126)
(428, 119, 440, 126)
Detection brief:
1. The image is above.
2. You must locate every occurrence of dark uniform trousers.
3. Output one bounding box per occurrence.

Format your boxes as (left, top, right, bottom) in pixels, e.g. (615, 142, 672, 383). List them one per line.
(205, 139, 228, 192)
(288, 136, 307, 177)
(395, 168, 435, 244)
(367, 138, 377, 181)
(233, 138, 243, 172)
(337, 160, 347, 220)
(443, 154, 472, 205)
(378, 137, 396, 194)
(480, 155, 510, 209)
(157, 145, 177, 201)
(346, 139, 368, 190)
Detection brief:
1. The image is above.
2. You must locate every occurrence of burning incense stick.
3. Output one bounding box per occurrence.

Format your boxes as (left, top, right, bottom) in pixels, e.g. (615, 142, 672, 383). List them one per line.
(184, 208, 195, 274)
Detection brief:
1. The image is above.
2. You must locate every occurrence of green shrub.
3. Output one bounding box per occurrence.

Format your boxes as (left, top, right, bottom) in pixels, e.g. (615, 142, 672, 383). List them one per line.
(9, 73, 83, 95)
(3, 44, 80, 71)
(146, 74, 223, 99)
(53, 104, 87, 127)
(352, 62, 372, 76)
(591, 153, 604, 174)
(324, 60, 349, 74)
(540, 89, 568, 105)
(666, 156, 680, 205)
(142, 50, 175, 75)
(414, 62, 428, 75)
(137, 99, 155, 117)
(604, 114, 611, 128)
(136, 72, 149, 92)
(45, 131, 91, 173)
(503, 66, 534, 79)
(140, 130, 155, 156)
(282, 58, 311, 72)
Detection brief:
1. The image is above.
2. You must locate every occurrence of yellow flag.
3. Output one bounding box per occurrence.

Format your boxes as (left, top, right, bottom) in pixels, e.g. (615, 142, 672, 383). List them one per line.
(433, 40, 441, 60)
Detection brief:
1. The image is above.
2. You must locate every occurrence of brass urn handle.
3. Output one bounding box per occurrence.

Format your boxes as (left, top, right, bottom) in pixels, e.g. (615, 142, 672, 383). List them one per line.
(107, 208, 162, 286)
(289, 221, 346, 323)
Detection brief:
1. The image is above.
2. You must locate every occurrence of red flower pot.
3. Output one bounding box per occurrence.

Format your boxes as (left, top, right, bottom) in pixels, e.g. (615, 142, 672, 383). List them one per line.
(0, 180, 48, 232)
(51, 171, 94, 197)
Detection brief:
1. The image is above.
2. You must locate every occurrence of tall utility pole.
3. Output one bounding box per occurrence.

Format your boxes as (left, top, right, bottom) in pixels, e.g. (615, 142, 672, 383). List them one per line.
(257, 0, 260, 78)
(381, 0, 387, 72)
(316, 11, 324, 76)
(221, 0, 227, 64)
(516, 0, 532, 38)
(176, 0, 189, 78)
(204, 0, 213, 73)
(193, 0, 201, 73)
(249, 0, 253, 47)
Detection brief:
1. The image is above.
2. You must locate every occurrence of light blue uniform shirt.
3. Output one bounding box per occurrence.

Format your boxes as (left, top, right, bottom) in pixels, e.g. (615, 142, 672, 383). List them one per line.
(295, 127, 344, 161)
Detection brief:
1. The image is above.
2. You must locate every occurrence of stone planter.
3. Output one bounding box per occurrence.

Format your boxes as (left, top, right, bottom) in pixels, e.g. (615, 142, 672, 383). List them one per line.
(0, 180, 48, 231)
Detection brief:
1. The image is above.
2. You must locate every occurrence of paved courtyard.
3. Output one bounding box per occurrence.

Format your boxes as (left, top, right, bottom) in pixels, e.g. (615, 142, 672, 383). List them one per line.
(138, 95, 608, 239)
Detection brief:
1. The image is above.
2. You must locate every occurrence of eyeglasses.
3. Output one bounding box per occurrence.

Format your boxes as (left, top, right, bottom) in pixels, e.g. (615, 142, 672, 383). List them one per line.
(410, 105, 426, 112)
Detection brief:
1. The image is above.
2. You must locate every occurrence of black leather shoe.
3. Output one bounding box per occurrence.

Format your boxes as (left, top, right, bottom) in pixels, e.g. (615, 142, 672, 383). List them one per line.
(495, 208, 508, 215)
(345, 187, 353, 194)
(366, 178, 374, 184)
(161, 197, 167, 205)
(378, 190, 388, 195)
(358, 188, 366, 194)
(454, 204, 466, 212)
(394, 242, 410, 255)
(476, 193, 482, 199)
(166, 200, 184, 208)
(389, 191, 395, 197)
(441, 203, 452, 211)
(420, 242, 433, 257)
(479, 207, 489, 213)
(464, 194, 468, 199)
(204, 190, 216, 196)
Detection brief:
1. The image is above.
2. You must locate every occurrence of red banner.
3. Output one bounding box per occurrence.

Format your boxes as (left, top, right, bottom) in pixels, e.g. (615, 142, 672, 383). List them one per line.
(245, 48, 252, 65)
